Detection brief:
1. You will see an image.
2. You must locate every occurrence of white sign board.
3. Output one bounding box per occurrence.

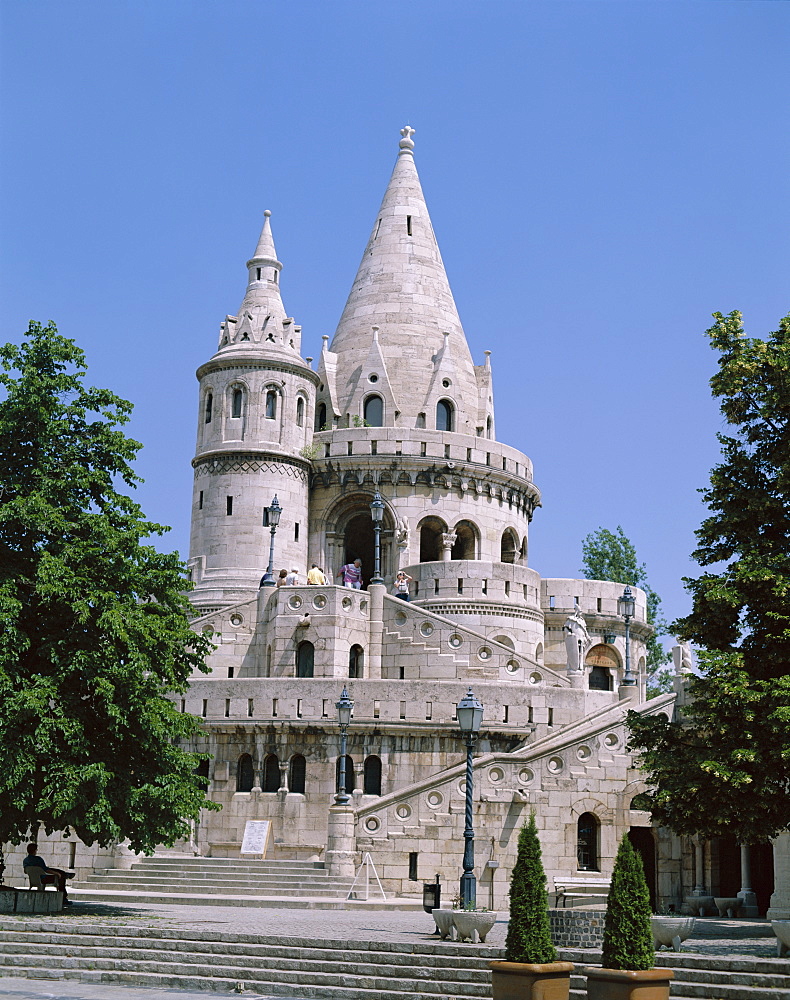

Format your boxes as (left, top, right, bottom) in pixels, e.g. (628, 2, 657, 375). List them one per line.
(240, 820, 271, 857)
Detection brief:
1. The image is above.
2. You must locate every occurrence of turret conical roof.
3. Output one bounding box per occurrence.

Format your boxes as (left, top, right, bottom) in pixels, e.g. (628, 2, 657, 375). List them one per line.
(329, 127, 480, 433)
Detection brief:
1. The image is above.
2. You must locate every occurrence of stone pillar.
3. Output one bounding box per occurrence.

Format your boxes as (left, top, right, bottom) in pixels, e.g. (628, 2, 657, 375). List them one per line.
(692, 840, 706, 895)
(618, 683, 639, 703)
(325, 804, 357, 877)
(441, 532, 457, 561)
(737, 844, 759, 916)
(767, 832, 790, 920)
(367, 582, 385, 679)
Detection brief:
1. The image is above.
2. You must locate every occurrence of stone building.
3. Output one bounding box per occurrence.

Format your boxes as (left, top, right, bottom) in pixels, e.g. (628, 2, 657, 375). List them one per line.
(181, 126, 677, 909)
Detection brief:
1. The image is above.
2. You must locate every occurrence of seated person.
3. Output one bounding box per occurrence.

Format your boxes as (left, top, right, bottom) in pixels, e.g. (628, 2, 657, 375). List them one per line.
(23, 843, 74, 904)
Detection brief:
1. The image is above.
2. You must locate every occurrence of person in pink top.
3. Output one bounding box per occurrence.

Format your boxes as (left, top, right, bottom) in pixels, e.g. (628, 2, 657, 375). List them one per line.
(337, 558, 363, 589)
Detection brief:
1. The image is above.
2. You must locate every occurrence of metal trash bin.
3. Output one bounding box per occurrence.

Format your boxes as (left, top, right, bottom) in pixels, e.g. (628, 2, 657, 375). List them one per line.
(422, 874, 441, 914)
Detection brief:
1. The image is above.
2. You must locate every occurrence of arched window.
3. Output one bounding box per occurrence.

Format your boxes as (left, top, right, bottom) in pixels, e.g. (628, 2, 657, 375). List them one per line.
(204, 392, 213, 424)
(231, 388, 243, 419)
(289, 754, 306, 795)
(349, 644, 364, 679)
(315, 402, 327, 431)
(451, 521, 478, 560)
(535, 643, 544, 666)
(265, 389, 278, 420)
(296, 397, 305, 427)
(195, 758, 210, 787)
(296, 641, 314, 678)
(500, 529, 518, 563)
(263, 754, 280, 792)
(236, 754, 254, 792)
(419, 517, 446, 562)
(363, 755, 382, 796)
(577, 813, 600, 871)
(589, 666, 613, 691)
(436, 399, 454, 432)
(363, 395, 383, 427)
(335, 755, 355, 795)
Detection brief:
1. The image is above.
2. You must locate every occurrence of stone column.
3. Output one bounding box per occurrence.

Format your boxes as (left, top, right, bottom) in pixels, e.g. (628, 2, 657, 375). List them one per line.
(767, 832, 790, 920)
(441, 532, 456, 561)
(737, 844, 759, 916)
(325, 804, 357, 877)
(692, 840, 706, 895)
(366, 582, 384, 679)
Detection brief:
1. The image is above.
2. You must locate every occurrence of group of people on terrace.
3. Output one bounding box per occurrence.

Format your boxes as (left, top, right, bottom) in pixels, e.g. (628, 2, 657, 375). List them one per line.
(274, 559, 413, 600)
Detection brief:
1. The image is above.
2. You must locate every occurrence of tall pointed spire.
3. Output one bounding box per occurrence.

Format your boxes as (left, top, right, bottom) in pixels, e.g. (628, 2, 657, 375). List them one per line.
(328, 127, 480, 432)
(216, 210, 304, 356)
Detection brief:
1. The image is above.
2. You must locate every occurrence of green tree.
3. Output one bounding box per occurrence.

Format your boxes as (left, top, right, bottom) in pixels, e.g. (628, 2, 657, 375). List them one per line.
(0, 321, 218, 861)
(504, 813, 558, 964)
(581, 526, 672, 696)
(600, 834, 655, 970)
(627, 311, 790, 843)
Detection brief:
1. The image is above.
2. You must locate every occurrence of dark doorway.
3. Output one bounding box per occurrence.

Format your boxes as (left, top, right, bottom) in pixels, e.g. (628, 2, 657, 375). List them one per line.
(363, 755, 382, 795)
(289, 754, 306, 795)
(713, 836, 774, 914)
(629, 827, 657, 911)
(237, 754, 254, 792)
(419, 518, 445, 562)
(343, 513, 375, 587)
(263, 754, 280, 792)
(296, 641, 314, 678)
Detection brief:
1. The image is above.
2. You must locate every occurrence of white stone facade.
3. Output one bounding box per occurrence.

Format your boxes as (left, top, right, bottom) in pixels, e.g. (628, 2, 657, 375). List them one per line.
(179, 128, 675, 909)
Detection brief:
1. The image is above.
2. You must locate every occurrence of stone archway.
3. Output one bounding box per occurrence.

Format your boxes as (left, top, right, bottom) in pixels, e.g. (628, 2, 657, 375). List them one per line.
(586, 643, 620, 690)
(324, 492, 395, 587)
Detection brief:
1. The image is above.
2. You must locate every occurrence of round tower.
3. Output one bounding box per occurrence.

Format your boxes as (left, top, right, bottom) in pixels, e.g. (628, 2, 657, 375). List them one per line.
(309, 128, 543, 659)
(188, 211, 318, 612)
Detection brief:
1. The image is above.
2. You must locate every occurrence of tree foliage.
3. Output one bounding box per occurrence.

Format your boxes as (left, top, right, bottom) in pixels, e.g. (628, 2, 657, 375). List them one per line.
(581, 525, 672, 696)
(674, 312, 790, 680)
(628, 311, 790, 844)
(0, 321, 218, 853)
(600, 834, 654, 971)
(627, 650, 790, 843)
(504, 813, 558, 964)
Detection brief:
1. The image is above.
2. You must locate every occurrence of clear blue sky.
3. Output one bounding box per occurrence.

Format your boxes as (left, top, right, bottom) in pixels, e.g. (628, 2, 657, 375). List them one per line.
(2, 1, 788, 637)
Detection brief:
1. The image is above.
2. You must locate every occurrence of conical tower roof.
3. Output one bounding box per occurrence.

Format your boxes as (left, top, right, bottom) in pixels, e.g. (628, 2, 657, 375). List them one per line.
(329, 127, 480, 433)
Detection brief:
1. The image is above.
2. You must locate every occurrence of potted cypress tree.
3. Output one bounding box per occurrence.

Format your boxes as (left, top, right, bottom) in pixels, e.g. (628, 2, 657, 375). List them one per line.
(490, 814, 574, 1000)
(586, 834, 673, 1000)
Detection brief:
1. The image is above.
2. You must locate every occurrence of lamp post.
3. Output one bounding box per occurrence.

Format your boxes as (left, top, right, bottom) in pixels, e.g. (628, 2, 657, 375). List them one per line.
(617, 585, 636, 686)
(335, 686, 354, 805)
(457, 687, 483, 908)
(369, 490, 385, 584)
(260, 495, 283, 587)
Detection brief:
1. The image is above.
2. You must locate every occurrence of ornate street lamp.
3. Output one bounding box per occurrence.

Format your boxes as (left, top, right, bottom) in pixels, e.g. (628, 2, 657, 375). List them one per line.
(260, 495, 283, 587)
(457, 687, 483, 907)
(335, 686, 354, 805)
(369, 490, 385, 584)
(617, 585, 636, 686)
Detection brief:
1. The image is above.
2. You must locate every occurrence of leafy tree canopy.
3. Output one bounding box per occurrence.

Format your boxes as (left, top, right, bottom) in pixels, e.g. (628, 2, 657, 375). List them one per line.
(628, 311, 790, 843)
(628, 650, 790, 843)
(581, 525, 672, 696)
(674, 311, 790, 681)
(0, 321, 217, 855)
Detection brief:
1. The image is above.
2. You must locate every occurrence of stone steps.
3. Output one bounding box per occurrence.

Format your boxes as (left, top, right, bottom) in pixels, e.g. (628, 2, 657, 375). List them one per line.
(0, 923, 495, 999)
(0, 921, 785, 1000)
(70, 854, 371, 908)
(561, 947, 790, 1000)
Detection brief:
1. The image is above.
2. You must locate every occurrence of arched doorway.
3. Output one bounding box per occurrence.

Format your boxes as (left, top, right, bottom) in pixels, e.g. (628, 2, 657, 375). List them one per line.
(586, 644, 619, 690)
(451, 520, 478, 559)
(629, 827, 657, 911)
(343, 513, 376, 586)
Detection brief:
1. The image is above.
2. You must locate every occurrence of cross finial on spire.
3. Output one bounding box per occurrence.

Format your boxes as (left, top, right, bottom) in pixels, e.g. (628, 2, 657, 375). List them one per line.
(399, 125, 416, 152)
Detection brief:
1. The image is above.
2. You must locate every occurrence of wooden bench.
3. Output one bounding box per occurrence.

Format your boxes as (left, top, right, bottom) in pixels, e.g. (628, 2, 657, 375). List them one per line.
(552, 875, 610, 908)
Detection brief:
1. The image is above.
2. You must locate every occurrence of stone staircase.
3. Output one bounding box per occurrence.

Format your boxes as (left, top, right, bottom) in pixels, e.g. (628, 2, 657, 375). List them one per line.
(69, 856, 416, 910)
(0, 919, 786, 999)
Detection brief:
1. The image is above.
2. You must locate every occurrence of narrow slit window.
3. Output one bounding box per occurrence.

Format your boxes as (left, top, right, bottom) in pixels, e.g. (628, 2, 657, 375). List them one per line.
(420, 442, 427, 457)
(434, 578, 439, 594)
(224, 699, 230, 718)
(503, 705, 509, 723)
(324, 443, 330, 457)
(467, 448, 472, 461)
(482, 579, 487, 594)
(297, 699, 303, 718)
(226, 496, 233, 516)
(204, 393, 213, 424)
(505, 581, 511, 597)
(371, 440, 377, 455)
(399, 666, 405, 679)
(425, 702, 432, 720)
(444, 444, 450, 458)
(180, 699, 186, 713)
(548, 708, 554, 726)
(406, 215, 412, 235)
(256, 267, 261, 280)
(232, 389, 243, 419)
(265, 389, 277, 419)
(348, 442, 353, 455)
(272, 698, 278, 717)
(374, 218, 382, 239)
(373, 700, 380, 719)
(198, 490, 204, 510)
(409, 853, 418, 880)
(201, 699, 207, 718)
(458, 579, 463, 595)
(273, 270, 278, 283)
(227, 667, 234, 678)
(247, 698, 254, 718)
(294, 523, 299, 541)
(400, 701, 406, 720)
(296, 397, 304, 426)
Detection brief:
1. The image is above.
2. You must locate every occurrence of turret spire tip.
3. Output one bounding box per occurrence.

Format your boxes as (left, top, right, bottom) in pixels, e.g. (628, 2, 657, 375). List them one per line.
(399, 125, 415, 153)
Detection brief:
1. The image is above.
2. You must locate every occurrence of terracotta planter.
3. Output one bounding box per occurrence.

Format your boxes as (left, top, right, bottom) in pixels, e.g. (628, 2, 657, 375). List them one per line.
(586, 966, 673, 1000)
(490, 960, 574, 1000)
